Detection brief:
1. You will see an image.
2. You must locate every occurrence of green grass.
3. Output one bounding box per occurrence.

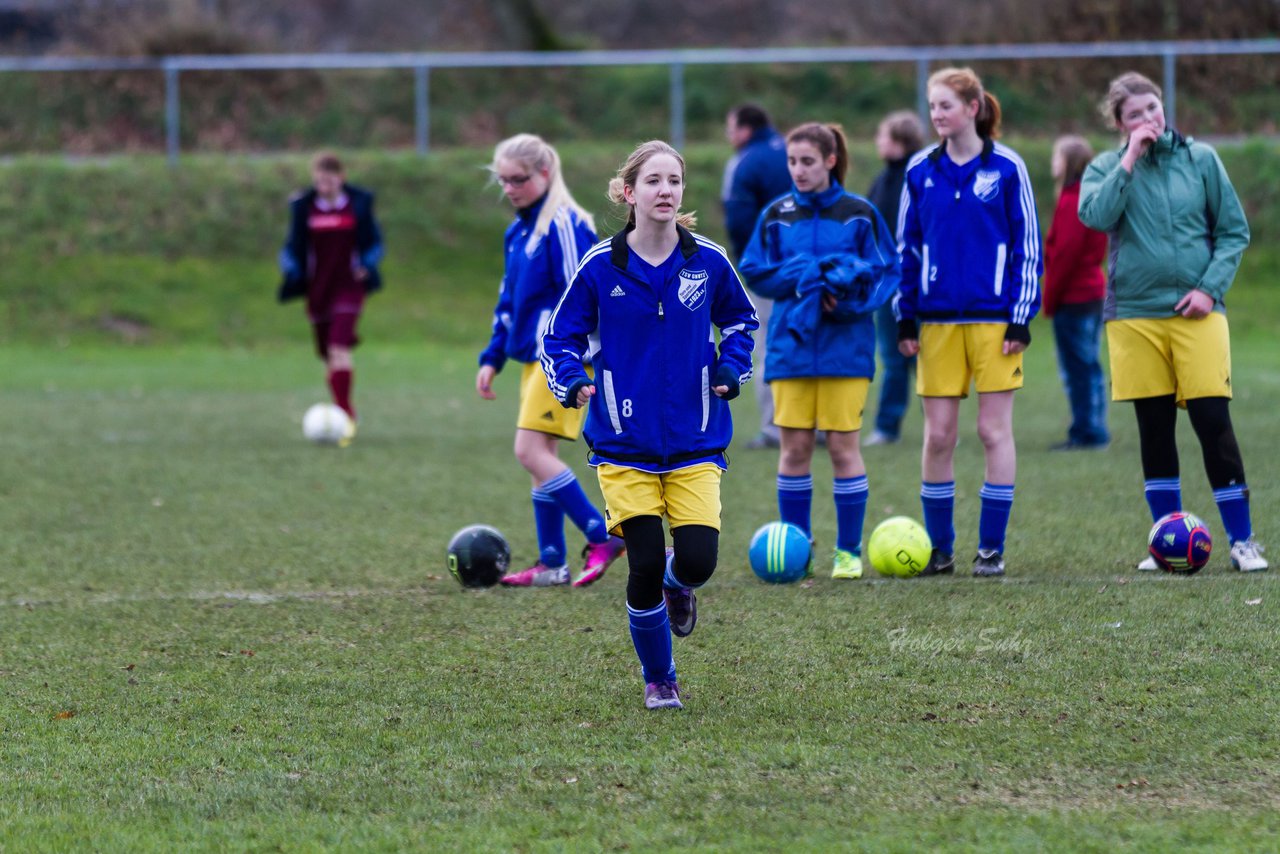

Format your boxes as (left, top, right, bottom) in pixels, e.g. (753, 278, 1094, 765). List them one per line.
(3, 332, 1279, 850)
(5, 142, 1280, 350)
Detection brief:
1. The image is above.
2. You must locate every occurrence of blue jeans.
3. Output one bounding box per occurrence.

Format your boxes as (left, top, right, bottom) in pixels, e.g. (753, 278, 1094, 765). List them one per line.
(873, 301, 915, 438)
(1052, 304, 1110, 445)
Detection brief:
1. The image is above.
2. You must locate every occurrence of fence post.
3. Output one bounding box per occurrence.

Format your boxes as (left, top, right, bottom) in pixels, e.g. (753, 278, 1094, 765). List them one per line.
(669, 61, 685, 150)
(164, 62, 180, 167)
(415, 65, 430, 155)
(1163, 49, 1177, 130)
(915, 56, 930, 125)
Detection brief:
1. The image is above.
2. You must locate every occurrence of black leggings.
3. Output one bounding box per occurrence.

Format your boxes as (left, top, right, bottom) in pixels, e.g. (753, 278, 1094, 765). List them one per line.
(1132, 395, 1246, 489)
(620, 516, 719, 610)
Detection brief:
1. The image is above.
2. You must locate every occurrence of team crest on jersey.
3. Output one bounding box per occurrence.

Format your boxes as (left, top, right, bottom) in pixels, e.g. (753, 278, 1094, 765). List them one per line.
(678, 269, 709, 311)
(973, 170, 1001, 202)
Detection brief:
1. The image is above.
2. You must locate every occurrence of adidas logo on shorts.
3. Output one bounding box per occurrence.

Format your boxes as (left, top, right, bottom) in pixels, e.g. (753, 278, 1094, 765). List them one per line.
(610, 285, 626, 297)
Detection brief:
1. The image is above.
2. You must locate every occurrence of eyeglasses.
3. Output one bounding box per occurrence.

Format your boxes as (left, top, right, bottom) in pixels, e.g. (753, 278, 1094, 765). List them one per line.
(496, 174, 532, 188)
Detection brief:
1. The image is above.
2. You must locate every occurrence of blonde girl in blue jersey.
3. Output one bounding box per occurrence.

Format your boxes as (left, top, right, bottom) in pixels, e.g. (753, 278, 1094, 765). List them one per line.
(476, 134, 625, 588)
(896, 67, 1043, 578)
(542, 141, 758, 710)
(740, 122, 900, 580)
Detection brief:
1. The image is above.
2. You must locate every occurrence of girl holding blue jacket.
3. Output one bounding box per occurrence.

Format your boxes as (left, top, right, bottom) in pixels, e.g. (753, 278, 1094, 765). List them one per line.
(542, 140, 758, 711)
(740, 122, 900, 581)
(476, 134, 625, 589)
(896, 67, 1043, 579)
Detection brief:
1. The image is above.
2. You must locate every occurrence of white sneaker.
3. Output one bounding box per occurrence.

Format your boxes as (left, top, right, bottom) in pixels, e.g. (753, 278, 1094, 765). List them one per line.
(1230, 537, 1268, 572)
(1137, 555, 1159, 571)
(862, 430, 898, 447)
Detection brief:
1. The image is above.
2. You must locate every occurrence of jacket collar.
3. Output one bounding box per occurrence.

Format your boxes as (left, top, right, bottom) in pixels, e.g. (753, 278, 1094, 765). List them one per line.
(515, 193, 547, 223)
(609, 222, 699, 270)
(929, 137, 995, 165)
(1120, 128, 1188, 161)
(794, 180, 845, 210)
(747, 126, 778, 148)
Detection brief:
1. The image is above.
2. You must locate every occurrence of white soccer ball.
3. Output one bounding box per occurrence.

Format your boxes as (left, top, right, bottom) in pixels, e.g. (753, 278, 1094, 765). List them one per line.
(302, 403, 351, 445)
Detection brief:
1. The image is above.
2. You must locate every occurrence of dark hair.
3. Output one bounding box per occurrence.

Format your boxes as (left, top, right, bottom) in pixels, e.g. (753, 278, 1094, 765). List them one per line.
(880, 110, 925, 155)
(928, 67, 1003, 140)
(785, 122, 849, 186)
(731, 103, 772, 133)
(311, 151, 344, 174)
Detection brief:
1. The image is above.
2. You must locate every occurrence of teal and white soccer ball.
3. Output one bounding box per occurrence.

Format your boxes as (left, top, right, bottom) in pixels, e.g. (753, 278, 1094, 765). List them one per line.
(748, 521, 812, 584)
(302, 403, 351, 445)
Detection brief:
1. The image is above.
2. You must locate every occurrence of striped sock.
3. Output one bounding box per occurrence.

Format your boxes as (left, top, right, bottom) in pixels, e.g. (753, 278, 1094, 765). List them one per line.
(1144, 477, 1182, 522)
(627, 601, 676, 685)
(777, 474, 813, 538)
(833, 476, 869, 555)
(978, 482, 1015, 554)
(531, 487, 566, 568)
(1213, 484, 1252, 545)
(921, 481, 956, 556)
(543, 468, 608, 545)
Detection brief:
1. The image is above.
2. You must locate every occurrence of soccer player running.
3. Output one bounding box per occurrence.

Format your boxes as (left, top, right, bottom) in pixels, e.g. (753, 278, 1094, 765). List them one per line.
(896, 67, 1043, 578)
(278, 151, 384, 446)
(739, 122, 900, 580)
(475, 134, 626, 588)
(542, 141, 758, 710)
(1078, 72, 1267, 572)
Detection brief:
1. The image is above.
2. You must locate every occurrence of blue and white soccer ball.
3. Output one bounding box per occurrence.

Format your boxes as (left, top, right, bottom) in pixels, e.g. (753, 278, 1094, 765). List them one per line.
(1148, 511, 1212, 574)
(302, 402, 351, 445)
(748, 521, 812, 584)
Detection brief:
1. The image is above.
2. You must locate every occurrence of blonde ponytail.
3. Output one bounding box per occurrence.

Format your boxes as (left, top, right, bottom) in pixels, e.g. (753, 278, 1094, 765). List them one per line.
(490, 134, 594, 246)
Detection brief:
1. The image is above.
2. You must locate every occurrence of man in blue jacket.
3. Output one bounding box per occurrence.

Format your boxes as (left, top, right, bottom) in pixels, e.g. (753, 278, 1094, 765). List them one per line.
(722, 104, 792, 450)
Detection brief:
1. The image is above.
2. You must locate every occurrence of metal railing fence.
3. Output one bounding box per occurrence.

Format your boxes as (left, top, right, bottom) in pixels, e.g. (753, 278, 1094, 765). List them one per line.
(2, 38, 1279, 165)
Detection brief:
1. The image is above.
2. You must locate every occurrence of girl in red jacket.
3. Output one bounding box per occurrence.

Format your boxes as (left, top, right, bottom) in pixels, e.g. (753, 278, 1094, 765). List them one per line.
(1044, 135, 1110, 450)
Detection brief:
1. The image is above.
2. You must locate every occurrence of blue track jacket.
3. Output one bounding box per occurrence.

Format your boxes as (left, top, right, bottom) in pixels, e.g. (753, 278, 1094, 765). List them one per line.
(722, 126, 793, 259)
(895, 139, 1042, 341)
(541, 225, 759, 473)
(739, 182, 900, 381)
(479, 197, 597, 371)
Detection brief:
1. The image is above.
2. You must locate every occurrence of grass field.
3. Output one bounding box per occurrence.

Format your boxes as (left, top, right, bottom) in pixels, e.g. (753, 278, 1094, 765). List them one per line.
(3, 328, 1278, 850)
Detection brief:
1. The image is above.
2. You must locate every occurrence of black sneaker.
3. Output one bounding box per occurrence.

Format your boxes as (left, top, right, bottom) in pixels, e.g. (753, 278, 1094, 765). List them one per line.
(972, 549, 1006, 577)
(916, 548, 955, 577)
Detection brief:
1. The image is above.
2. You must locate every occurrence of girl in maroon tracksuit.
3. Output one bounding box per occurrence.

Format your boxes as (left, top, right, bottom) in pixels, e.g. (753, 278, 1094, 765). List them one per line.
(278, 152, 384, 440)
(1044, 135, 1109, 450)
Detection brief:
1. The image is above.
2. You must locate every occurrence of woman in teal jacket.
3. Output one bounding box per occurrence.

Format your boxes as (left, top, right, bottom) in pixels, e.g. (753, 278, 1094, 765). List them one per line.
(740, 122, 899, 580)
(1079, 71, 1266, 572)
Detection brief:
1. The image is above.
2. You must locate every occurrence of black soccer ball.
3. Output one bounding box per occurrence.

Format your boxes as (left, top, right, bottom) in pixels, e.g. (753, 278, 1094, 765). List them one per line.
(446, 525, 510, 588)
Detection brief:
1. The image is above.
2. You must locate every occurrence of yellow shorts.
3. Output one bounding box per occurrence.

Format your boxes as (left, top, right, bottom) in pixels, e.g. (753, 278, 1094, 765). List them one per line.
(917, 322, 1023, 398)
(1107, 313, 1231, 403)
(772, 377, 869, 432)
(516, 361, 589, 440)
(596, 463, 723, 536)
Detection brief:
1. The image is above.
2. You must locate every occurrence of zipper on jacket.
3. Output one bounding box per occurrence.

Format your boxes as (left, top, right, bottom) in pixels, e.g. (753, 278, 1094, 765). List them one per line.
(658, 300, 665, 320)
